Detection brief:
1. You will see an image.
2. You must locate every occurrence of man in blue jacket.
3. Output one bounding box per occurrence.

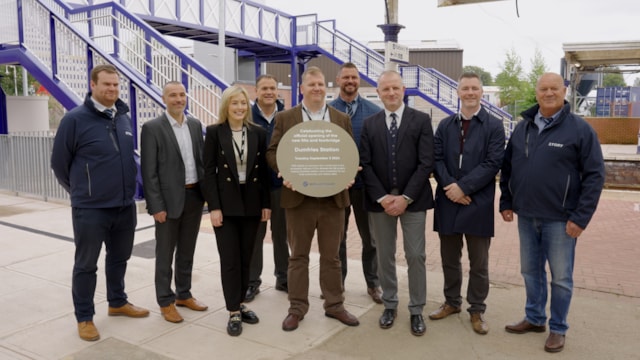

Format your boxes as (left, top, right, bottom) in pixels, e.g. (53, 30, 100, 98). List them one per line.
(51, 64, 149, 342)
(246, 74, 289, 301)
(329, 62, 383, 304)
(429, 72, 505, 335)
(500, 72, 605, 353)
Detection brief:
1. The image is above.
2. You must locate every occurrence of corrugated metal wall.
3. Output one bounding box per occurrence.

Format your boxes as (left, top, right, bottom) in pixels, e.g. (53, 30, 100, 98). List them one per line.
(264, 49, 463, 87)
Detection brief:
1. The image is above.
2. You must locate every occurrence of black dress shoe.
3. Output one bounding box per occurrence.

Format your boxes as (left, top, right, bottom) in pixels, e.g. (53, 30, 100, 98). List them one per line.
(275, 282, 288, 292)
(227, 313, 242, 336)
(240, 304, 259, 324)
(410, 314, 426, 336)
(244, 286, 260, 302)
(379, 309, 397, 329)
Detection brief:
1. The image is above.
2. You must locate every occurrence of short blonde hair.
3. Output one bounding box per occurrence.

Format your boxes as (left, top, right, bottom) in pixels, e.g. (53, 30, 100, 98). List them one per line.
(217, 85, 255, 127)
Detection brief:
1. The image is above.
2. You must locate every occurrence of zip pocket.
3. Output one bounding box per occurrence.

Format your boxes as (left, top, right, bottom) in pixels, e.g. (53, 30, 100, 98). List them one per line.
(562, 174, 570, 207)
(85, 163, 92, 197)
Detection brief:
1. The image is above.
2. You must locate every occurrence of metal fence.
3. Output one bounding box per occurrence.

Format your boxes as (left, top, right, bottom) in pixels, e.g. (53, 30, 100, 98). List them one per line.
(0, 131, 69, 201)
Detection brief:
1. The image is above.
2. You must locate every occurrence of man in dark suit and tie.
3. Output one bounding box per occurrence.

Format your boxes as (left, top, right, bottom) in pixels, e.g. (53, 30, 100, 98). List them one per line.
(141, 81, 208, 324)
(360, 70, 434, 336)
(266, 66, 360, 332)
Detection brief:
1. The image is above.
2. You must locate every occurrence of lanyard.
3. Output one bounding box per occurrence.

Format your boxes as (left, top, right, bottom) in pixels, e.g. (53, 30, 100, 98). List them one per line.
(302, 105, 328, 121)
(232, 126, 246, 165)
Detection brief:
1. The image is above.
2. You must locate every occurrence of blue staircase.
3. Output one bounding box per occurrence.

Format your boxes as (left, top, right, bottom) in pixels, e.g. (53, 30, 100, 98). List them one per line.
(0, 0, 228, 139)
(1, 0, 512, 137)
(99, 0, 512, 132)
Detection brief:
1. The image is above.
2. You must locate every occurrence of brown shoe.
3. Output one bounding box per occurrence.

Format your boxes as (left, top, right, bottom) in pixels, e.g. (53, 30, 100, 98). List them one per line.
(428, 303, 461, 320)
(544, 332, 565, 353)
(325, 310, 360, 326)
(470, 313, 489, 335)
(160, 303, 184, 323)
(175, 297, 208, 311)
(77, 321, 100, 341)
(108, 303, 150, 318)
(505, 319, 546, 334)
(282, 313, 303, 331)
(367, 287, 383, 304)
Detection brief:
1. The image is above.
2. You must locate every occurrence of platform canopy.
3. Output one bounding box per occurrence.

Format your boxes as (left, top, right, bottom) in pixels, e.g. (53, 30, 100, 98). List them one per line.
(438, 0, 507, 7)
(563, 41, 640, 71)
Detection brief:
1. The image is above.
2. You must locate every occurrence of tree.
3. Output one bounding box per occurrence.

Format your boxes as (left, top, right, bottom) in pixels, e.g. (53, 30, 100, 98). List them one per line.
(521, 48, 549, 108)
(494, 48, 527, 118)
(463, 65, 493, 85)
(602, 68, 626, 87)
(494, 47, 549, 119)
(0, 65, 37, 96)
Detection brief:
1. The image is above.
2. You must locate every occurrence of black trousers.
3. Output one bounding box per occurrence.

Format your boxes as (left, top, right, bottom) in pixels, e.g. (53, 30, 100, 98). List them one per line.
(214, 215, 261, 312)
(72, 204, 136, 322)
(249, 187, 289, 288)
(438, 233, 491, 314)
(154, 187, 204, 307)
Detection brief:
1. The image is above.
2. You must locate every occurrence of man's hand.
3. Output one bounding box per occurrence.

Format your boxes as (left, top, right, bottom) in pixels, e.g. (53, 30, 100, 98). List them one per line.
(444, 183, 471, 205)
(500, 209, 514, 222)
(261, 208, 271, 222)
(381, 195, 408, 217)
(210, 210, 223, 227)
(566, 220, 584, 238)
(345, 166, 363, 190)
(153, 211, 167, 223)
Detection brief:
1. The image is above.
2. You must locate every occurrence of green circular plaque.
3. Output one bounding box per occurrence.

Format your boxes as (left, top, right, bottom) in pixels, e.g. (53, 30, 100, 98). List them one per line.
(276, 121, 359, 197)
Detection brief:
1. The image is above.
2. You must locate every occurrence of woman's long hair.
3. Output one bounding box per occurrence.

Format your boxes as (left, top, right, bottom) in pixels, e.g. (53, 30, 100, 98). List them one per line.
(217, 85, 255, 127)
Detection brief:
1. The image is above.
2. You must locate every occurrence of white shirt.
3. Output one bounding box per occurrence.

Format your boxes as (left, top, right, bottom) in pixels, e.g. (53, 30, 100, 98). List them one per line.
(165, 112, 198, 185)
(301, 103, 331, 122)
(384, 103, 405, 130)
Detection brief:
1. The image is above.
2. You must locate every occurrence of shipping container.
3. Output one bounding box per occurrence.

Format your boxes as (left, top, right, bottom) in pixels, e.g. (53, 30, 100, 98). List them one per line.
(595, 86, 640, 117)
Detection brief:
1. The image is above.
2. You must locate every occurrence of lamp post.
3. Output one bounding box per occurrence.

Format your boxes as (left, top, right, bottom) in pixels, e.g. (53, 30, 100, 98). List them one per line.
(513, 99, 525, 120)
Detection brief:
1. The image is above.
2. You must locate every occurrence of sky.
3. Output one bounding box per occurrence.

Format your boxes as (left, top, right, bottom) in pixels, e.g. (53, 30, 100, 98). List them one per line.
(264, 0, 640, 84)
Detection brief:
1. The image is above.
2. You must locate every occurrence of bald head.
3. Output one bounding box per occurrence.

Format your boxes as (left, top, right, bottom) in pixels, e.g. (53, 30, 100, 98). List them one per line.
(535, 72, 566, 117)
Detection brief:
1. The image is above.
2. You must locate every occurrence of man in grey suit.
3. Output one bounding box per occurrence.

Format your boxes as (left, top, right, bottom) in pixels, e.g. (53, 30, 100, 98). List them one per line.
(360, 70, 434, 337)
(141, 81, 208, 324)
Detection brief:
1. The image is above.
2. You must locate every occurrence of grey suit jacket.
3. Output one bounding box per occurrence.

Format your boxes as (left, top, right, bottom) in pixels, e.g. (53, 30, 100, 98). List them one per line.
(140, 113, 205, 219)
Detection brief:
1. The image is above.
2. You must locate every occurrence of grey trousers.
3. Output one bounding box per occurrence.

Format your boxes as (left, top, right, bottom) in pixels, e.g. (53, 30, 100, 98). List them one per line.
(368, 210, 427, 315)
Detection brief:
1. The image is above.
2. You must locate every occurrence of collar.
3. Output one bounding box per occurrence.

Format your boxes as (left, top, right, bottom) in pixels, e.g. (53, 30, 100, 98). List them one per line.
(91, 97, 116, 114)
(165, 111, 186, 127)
(460, 106, 481, 120)
(384, 103, 405, 119)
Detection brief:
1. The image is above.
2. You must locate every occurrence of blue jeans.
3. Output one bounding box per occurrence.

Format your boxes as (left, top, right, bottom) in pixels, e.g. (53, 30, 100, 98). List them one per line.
(518, 215, 576, 334)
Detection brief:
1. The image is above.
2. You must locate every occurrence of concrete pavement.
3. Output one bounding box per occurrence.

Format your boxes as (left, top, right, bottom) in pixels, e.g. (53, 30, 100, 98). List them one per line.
(0, 170, 639, 359)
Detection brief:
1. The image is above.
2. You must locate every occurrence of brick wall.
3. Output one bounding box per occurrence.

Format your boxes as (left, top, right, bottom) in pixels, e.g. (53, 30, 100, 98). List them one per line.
(585, 117, 640, 144)
(605, 160, 640, 189)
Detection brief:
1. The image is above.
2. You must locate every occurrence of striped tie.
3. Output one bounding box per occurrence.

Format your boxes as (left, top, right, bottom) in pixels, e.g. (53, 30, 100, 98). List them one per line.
(104, 109, 114, 119)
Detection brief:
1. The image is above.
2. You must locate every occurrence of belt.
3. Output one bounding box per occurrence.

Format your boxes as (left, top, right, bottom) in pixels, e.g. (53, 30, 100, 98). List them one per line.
(185, 183, 198, 189)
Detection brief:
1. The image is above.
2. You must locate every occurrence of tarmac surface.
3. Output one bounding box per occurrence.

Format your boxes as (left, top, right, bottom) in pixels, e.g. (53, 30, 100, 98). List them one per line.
(0, 145, 639, 359)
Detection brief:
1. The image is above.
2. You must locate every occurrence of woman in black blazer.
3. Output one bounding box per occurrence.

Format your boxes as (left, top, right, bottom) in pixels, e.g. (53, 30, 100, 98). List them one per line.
(203, 85, 271, 336)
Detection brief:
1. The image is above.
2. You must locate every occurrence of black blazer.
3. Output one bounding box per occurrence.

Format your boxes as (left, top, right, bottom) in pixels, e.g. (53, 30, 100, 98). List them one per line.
(203, 122, 270, 217)
(360, 107, 435, 212)
(140, 114, 205, 219)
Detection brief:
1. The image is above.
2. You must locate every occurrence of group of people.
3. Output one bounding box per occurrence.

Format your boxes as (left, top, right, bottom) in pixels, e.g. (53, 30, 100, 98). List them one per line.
(51, 63, 604, 353)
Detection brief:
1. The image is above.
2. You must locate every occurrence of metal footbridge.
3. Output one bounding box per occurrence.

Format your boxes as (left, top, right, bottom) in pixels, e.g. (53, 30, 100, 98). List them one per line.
(0, 0, 511, 137)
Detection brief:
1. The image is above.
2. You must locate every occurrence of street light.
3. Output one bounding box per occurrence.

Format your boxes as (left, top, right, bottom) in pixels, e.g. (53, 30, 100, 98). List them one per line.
(513, 99, 525, 120)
